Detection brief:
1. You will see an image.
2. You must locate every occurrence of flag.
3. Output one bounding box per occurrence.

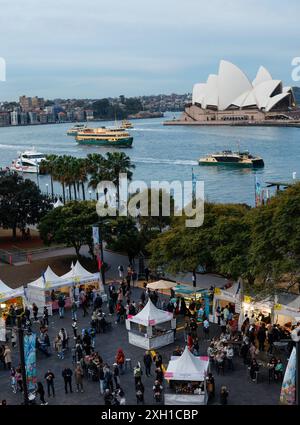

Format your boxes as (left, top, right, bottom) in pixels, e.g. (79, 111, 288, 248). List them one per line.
(235, 280, 241, 296)
(97, 255, 103, 271)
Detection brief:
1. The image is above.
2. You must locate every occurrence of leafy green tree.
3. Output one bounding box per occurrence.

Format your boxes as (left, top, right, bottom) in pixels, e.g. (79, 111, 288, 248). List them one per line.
(0, 172, 52, 239)
(39, 201, 98, 257)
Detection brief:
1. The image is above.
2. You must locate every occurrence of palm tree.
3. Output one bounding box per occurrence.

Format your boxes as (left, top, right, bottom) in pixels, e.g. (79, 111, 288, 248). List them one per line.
(105, 152, 135, 207)
(52, 155, 68, 203)
(86, 153, 108, 199)
(39, 154, 58, 199)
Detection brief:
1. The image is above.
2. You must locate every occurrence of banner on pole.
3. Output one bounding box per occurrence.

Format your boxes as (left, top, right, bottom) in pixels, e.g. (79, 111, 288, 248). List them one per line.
(280, 347, 296, 405)
(24, 333, 37, 391)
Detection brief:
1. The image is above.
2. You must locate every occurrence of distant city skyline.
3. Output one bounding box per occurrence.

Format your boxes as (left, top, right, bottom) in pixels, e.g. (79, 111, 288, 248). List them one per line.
(0, 0, 300, 101)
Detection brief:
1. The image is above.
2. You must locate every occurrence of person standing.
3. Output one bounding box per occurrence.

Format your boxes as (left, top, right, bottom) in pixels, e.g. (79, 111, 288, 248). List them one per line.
(62, 367, 73, 394)
(220, 386, 229, 405)
(72, 320, 78, 339)
(99, 365, 105, 395)
(59, 328, 68, 350)
(257, 323, 266, 352)
(143, 351, 152, 377)
(133, 362, 143, 387)
(32, 303, 38, 322)
(136, 381, 145, 404)
(118, 265, 124, 279)
(44, 370, 55, 397)
(58, 295, 65, 319)
(36, 382, 48, 405)
(112, 363, 120, 388)
(74, 363, 84, 392)
(43, 306, 49, 326)
(144, 267, 149, 282)
(3, 346, 12, 370)
(203, 319, 210, 340)
(71, 300, 78, 321)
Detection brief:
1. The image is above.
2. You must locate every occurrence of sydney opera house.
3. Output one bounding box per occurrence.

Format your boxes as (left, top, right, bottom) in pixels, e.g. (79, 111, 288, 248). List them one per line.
(165, 60, 300, 126)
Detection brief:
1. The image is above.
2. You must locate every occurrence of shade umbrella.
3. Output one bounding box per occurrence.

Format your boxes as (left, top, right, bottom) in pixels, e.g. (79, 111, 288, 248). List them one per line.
(146, 280, 177, 290)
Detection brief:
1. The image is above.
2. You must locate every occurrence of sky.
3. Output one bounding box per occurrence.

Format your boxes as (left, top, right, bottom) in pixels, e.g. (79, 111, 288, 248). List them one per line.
(0, 0, 300, 100)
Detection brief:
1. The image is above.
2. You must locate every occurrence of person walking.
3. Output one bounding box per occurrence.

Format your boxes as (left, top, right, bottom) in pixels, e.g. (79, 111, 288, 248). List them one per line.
(133, 362, 143, 387)
(115, 348, 125, 375)
(3, 346, 11, 370)
(44, 370, 55, 397)
(99, 365, 105, 395)
(74, 363, 84, 392)
(136, 381, 145, 404)
(257, 324, 266, 352)
(59, 328, 68, 350)
(112, 363, 120, 388)
(62, 367, 73, 394)
(36, 382, 48, 405)
(10, 368, 17, 394)
(220, 386, 229, 405)
(143, 351, 152, 377)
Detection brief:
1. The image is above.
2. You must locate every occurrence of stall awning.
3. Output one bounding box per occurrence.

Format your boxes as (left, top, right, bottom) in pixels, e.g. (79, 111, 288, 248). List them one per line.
(128, 299, 173, 326)
(0, 279, 25, 303)
(146, 280, 177, 290)
(164, 346, 209, 381)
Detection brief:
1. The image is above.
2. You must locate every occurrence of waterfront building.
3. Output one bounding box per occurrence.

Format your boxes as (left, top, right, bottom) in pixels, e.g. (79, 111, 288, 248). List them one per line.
(168, 60, 298, 126)
(0, 112, 10, 126)
(19, 112, 28, 125)
(28, 111, 38, 124)
(10, 110, 19, 125)
(85, 109, 94, 121)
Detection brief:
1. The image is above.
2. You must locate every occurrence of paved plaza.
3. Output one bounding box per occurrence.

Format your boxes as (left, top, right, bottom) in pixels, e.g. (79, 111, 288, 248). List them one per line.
(0, 284, 284, 406)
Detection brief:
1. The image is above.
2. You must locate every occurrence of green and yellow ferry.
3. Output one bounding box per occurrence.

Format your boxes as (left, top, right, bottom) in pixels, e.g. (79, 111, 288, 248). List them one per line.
(75, 127, 133, 147)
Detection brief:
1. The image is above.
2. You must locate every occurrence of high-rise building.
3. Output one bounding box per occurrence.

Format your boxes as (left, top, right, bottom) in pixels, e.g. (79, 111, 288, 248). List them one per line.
(19, 95, 32, 111)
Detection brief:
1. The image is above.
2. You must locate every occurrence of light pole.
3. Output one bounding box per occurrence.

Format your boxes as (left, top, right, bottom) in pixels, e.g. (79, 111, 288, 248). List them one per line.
(45, 183, 49, 197)
(89, 190, 92, 200)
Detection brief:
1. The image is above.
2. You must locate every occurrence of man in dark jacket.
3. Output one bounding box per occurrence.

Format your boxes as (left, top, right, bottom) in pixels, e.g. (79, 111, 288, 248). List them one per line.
(62, 367, 73, 393)
(143, 351, 152, 377)
(257, 324, 266, 352)
(58, 296, 65, 318)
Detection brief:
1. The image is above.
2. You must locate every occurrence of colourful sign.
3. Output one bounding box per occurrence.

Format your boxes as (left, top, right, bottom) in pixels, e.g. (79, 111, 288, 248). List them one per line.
(274, 304, 282, 311)
(280, 347, 296, 405)
(24, 333, 37, 391)
(244, 295, 252, 304)
(214, 288, 221, 295)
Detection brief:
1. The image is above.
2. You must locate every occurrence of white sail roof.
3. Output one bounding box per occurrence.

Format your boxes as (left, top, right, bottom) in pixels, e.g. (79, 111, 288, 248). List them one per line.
(164, 346, 209, 381)
(192, 60, 293, 112)
(218, 60, 252, 110)
(0, 279, 25, 302)
(53, 199, 64, 208)
(252, 66, 273, 87)
(128, 299, 173, 326)
(27, 266, 61, 290)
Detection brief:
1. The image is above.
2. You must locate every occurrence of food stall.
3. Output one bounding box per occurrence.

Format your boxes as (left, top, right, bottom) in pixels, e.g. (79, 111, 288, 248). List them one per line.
(164, 346, 209, 405)
(0, 279, 25, 340)
(273, 293, 300, 327)
(212, 282, 242, 323)
(126, 299, 176, 349)
(60, 260, 105, 301)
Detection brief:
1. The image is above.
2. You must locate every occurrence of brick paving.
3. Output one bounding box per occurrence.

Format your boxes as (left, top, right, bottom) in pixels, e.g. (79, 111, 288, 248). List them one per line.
(0, 285, 283, 405)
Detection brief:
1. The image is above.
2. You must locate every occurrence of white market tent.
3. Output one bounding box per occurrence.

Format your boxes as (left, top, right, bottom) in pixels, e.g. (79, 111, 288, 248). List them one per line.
(27, 266, 61, 290)
(146, 280, 177, 291)
(0, 279, 25, 303)
(213, 281, 242, 321)
(60, 260, 99, 285)
(53, 199, 64, 208)
(127, 299, 176, 349)
(164, 346, 209, 381)
(128, 298, 173, 326)
(164, 346, 209, 405)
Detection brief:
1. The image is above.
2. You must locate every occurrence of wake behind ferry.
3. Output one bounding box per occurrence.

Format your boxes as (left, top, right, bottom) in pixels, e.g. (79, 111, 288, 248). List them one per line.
(75, 126, 133, 147)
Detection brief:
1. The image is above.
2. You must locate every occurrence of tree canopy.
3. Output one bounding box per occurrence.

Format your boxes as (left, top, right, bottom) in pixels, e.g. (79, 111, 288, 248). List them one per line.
(0, 171, 52, 238)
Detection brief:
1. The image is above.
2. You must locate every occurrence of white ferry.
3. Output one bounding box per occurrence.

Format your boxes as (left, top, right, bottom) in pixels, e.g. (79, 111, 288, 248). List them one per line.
(10, 149, 46, 173)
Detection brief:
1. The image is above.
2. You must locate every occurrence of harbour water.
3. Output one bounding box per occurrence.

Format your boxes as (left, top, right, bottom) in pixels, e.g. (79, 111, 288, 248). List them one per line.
(0, 112, 299, 206)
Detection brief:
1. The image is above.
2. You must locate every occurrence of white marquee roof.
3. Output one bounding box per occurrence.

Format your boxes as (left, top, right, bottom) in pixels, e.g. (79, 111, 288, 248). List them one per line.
(128, 299, 173, 326)
(60, 260, 97, 283)
(0, 279, 25, 302)
(164, 346, 209, 381)
(27, 266, 61, 290)
(192, 60, 293, 112)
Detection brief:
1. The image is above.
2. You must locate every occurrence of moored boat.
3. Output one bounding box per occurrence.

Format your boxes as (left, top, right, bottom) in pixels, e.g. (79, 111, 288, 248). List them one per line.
(75, 127, 133, 147)
(199, 150, 264, 167)
(120, 120, 134, 129)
